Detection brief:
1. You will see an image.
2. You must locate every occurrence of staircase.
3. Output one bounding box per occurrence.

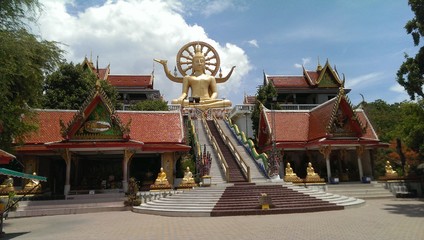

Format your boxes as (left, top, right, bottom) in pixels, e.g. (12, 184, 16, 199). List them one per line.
(8, 191, 127, 218)
(133, 187, 226, 217)
(206, 120, 247, 183)
(133, 182, 365, 217)
(211, 183, 343, 216)
(326, 182, 394, 199)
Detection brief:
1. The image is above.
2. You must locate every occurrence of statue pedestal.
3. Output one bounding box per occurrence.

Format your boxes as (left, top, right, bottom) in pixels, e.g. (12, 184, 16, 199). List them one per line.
(304, 175, 325, 183)
(284, 175, 302, 183)
(201, 175, 212, 187)
(150, 183, 172, 191)
(177, 182, 197, 190)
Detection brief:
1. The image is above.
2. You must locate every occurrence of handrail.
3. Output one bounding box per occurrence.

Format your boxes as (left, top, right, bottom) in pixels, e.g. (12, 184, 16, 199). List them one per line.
(227, 118, 269, 177)
(213, 116, 251, 182)
(188, 116, 201, 161)
(202, 116, 230, 182)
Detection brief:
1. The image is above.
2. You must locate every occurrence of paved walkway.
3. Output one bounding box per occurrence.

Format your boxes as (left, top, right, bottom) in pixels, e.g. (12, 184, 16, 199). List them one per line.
(2, 198, 424, 240)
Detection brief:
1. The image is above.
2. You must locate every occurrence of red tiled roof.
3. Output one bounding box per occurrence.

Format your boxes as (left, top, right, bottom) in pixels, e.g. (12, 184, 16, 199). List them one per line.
(23, 110, 76, 144)
(107, 75, 152, 88)
(0, 149, 15, 164)
(308, 100, 335, 140)
(265, 111, 309, 142)
(259, 98, 381, 148)
(244, 95, 256, 104)
(97, 68, 108, 80)
(305, 71, 319, 83)
(356, 110, 379, 140)
(268, 76, 310, 88)
(22, 110, 184, 145)
(118, 111, 184, 143)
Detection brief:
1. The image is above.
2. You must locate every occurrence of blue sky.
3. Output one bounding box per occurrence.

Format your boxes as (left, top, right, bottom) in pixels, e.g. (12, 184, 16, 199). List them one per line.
(35, 0, 416, 105)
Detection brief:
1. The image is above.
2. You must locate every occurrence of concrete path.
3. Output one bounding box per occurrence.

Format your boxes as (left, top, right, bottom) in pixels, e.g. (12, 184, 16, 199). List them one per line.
(3, 198, 424, 240)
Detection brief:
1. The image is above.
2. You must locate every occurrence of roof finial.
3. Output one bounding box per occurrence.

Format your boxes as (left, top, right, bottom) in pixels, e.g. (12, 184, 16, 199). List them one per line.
(96, 55, 99, 78)
(316, 56, 322, 71)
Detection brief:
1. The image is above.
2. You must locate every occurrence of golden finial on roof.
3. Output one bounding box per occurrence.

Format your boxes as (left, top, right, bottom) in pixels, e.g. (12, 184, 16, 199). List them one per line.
(95, 79, 101, 92)
(316, 56, 322, 71)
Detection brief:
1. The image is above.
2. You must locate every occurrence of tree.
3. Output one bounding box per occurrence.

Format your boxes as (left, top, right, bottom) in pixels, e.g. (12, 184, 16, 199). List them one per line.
(0, 0, 62, 152)
(43, 62, 120, 110)
(251, 83, 280, 141)
(397, 0, 424, 100)
(128, 99, 168, 111)
(363, 99, 424, 177)
(0, 0, 40, 31)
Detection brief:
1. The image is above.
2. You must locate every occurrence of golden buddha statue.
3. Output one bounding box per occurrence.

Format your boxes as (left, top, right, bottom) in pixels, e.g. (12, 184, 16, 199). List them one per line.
(284, 163, 301, 182)
(305, 162, 324, 183)
(24, 172, 41, 192)
(285, 163, 296, 176)
(182, 167, 195, 184)
(0, 176, 15, 193)
(154, 167, 169, 185)
(306, 162, 317, 176)
(178, 166, 197, 189)
(385, 161, 398, 177)
(155, 41, 235, 111)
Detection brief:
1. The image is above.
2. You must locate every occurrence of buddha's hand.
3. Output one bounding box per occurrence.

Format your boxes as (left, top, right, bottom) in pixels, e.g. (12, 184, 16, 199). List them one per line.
(153, 59, 167, 66)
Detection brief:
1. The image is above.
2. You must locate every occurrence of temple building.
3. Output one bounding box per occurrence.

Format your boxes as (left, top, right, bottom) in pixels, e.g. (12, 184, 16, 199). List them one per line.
(14, 81, 189, 195)
(82, 57, 161, 110)
(230, 60, 387, 182)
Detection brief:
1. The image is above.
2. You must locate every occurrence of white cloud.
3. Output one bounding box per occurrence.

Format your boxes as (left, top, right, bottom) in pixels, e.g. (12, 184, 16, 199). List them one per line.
(182, 0, 247, 17)
(247, 39, 258, 48)
(345, 72, 384, 89)
(34, 0, 251, 104)
(294, 57, 311, 68)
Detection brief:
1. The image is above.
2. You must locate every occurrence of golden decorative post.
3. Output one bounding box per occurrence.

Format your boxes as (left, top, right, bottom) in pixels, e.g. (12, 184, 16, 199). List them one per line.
(319, 145, 332, 183)
(155, 41, 235, 110)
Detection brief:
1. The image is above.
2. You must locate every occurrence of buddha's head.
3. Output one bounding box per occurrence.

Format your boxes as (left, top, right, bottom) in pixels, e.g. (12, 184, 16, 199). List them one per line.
(192, 43, 205, 73)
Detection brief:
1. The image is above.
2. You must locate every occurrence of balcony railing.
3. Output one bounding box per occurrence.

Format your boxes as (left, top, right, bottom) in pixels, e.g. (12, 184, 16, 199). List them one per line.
(279, 104, 319, 110)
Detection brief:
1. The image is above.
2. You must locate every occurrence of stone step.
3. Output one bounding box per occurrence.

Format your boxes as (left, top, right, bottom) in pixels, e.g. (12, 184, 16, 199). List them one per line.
(326, 183, 394, 199)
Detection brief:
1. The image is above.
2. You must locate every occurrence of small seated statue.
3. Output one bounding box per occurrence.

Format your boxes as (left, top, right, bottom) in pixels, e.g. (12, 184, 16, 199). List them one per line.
(0, 176, 15, 193)
(151, 167, 172, 190)
(307, 162, 317, 176)
(154, 167, 169, 185)
(385, 161, 398, 177)
(182, 167, 195, 184)
(24, 172, 41, 192)
(305, 162, 324, 183)
(178, 167, 197, 189)
(284, 163, 301, 182)
(285, 163, 296, 176)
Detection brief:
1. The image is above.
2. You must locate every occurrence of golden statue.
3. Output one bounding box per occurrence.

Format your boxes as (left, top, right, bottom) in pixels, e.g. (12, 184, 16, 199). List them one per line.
(0, 176, 15, 193)
(306, 162, 317, 176)
(305, 162, 324, 183)
(285, 163, 296, 176)
(24, 172, 41, 192)
(182, 167, 195, 184)
(385, 161, 398, 177)
(154, 167, 169, 185)
(155, 41, 235, 110)
(284, 163, 301, 182)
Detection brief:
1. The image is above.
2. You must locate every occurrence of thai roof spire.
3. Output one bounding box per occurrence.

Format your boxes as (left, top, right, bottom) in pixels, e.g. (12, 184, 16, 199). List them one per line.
(316, 56, 322, 71)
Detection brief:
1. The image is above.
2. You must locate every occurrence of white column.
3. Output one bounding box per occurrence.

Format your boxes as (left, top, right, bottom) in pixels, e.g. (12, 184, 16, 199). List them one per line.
(326, 157, 331, 183)
(61, 149, 71, 196)
(356, 146, 364, 181)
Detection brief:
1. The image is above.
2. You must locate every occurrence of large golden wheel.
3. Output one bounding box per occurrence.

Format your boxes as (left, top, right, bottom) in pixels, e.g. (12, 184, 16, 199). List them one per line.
(176, 41, 220, 76)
